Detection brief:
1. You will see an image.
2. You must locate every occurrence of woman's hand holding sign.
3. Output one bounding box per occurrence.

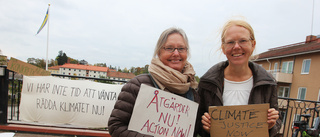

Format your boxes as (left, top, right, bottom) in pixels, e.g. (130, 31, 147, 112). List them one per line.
(267, 108, 279, 129)
(201, 112, 211, 133)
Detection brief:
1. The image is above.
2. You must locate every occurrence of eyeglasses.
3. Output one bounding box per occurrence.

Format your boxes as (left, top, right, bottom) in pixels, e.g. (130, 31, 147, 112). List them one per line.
(162, 47, 188, 53)
(223, 39, 252, 49)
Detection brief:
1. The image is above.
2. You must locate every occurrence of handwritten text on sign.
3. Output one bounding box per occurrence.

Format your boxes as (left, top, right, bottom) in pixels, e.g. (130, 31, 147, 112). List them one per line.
(128, 84, 199, 137)
(20, 76, 122, 128)
(209, 104, 269, 137)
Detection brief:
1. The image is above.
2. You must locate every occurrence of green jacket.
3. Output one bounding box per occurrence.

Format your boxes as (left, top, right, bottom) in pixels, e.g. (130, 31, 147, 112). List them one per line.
(196, 61, 281, 137)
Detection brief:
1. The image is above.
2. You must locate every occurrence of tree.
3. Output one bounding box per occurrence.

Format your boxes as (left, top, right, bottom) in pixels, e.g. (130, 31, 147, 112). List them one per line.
(56, 50, 68, 65)
(27, 58, 46, 69)
(69, 57, 79, 64)
(79, 59, 88, 65)
(122, 67, 129, 73)
(130, 67, 135, 73)
(143, 65, 149, 74)
(27, 58, 37, 65)
(35, 58, 46, 69)
(48, 59, 56, 67)
(94, 63, 106, 67)
(195, 76, 200, 82)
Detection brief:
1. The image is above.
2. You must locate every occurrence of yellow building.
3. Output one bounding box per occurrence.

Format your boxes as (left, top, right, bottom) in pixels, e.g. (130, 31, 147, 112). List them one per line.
(253, 35, 320, 101)
(253, 35, 320, 136)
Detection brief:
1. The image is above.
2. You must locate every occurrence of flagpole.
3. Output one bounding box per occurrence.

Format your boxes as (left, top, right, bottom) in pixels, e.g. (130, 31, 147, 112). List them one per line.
(46, 3, 50, 71)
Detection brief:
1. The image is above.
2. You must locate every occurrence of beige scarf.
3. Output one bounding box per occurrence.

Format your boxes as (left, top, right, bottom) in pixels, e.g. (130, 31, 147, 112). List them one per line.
(148, 58, 198, 94)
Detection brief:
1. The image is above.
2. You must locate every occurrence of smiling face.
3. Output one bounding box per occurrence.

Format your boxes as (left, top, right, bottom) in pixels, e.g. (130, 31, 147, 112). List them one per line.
(222, 25, 256, 67)
(159, 33, 187, 72)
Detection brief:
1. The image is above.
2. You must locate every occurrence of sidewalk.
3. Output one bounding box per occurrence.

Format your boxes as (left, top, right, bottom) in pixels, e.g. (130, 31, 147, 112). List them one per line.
(0, 123, 110, 137)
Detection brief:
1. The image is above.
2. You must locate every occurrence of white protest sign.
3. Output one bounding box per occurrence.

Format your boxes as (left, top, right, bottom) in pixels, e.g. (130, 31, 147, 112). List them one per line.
(20, 76, 123, 128)
(128, 84, 199, 137)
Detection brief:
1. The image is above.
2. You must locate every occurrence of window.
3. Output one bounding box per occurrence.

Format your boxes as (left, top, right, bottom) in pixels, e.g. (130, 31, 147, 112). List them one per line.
(301, 59, 311, 74)
(94, 71, 96, 73)
(281, 61, 293, 73)
(318, 89, 320, 101)
(278, 87, 290, 97)
(74, 69, 76, 71)
(63, 68, 65, 70)
(274, 62, 278, 72)
(63, 72, 65, 75)
(297, 87, 307, 100)
(294, 114, 301, 122)
(79, 70, 81, 72)
(69, 69, 71, 71)
(280, 110, 286, 123)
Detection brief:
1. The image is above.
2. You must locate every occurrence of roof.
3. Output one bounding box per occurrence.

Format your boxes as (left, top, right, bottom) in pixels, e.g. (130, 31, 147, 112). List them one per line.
(256, 38, 320, 60)
(48, 65, 60, 70)
(56, 63, 109, 72)
(107, 71, 135, 79)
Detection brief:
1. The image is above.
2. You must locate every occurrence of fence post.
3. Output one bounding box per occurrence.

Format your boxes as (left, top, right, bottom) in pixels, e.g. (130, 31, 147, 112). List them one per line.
(0, 67, 9, 124)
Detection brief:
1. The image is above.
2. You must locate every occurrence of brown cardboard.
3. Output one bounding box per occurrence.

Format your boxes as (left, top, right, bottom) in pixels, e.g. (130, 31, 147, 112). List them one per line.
(209, 104, 269, 137)
(7, 57, 51, 76)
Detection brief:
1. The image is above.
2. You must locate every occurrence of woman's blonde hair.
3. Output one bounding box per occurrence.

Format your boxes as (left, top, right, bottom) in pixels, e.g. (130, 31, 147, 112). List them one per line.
(221, 19, 255, 43)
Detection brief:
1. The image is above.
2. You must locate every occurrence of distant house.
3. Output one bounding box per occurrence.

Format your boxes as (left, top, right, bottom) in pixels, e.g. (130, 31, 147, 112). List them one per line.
(48, 63, 108, 79)
(107, 70, 135, 85)
(253, 35, 320, 101)
(48, 65, 60, 75)
(48, 64, 135, 84)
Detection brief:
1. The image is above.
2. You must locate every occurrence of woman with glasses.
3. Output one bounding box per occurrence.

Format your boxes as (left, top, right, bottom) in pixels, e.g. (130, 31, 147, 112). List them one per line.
(196, 19, 281, 137)
(108, 27, 199, 137)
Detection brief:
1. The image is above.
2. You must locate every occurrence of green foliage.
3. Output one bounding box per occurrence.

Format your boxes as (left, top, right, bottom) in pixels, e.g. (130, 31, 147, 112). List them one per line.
(26, 50, 200, 79)
(27, 58, 55, 69)
(94, 63, 106, 67)
(195, 76, 200, 82)
(69, 57, 79, 64)
(133, 65, 149, 75)
(56, 50, 68, 65)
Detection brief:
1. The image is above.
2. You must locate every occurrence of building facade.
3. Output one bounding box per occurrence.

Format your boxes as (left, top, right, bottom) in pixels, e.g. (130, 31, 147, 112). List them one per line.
(49, 63, 108, 78)
(253, 35, 320, 136)
(253, 35, 320, 101)
(48, 64, 136, 84)
(107, 70, 135, 85)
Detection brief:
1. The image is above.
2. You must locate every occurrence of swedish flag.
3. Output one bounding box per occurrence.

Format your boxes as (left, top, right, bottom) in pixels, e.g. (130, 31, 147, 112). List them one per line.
(36, 7, 49, 35)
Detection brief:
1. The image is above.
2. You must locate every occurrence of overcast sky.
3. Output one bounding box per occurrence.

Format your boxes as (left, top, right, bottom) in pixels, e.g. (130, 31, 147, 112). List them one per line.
(1, 0, 319, 77)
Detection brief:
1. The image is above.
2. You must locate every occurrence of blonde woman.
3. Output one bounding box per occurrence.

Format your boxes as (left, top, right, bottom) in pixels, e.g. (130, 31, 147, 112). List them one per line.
(197, 19, 281, 137)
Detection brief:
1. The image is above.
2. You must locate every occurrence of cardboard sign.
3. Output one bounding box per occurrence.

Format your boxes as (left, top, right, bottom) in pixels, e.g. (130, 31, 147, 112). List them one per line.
(209, 104, 269, 137)
(7, 57, 51, 76)
(128, 84, 199, 137)
(20, 76, 123, 128)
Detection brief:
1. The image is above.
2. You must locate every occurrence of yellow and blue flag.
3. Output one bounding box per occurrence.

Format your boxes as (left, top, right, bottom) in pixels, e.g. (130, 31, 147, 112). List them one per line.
(36, 8, 49, 35)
